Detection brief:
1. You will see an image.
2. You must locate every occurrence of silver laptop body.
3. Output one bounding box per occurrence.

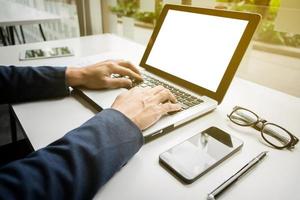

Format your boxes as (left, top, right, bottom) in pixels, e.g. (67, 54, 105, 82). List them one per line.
(77, 5, 261, 141)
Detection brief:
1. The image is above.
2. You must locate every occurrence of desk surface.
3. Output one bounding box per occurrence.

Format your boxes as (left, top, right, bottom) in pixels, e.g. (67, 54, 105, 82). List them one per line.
(0, 0, 60, 26)
(1, 34, 299, 200)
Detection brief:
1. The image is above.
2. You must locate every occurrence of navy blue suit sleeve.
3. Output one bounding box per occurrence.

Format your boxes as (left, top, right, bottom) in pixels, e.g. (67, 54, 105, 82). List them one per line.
(0, 65, 70, 104)
(0, 109, 143, 200)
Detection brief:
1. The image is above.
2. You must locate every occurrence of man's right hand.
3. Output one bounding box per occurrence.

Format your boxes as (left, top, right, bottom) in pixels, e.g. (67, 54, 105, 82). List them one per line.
(111, 86, 182, 130)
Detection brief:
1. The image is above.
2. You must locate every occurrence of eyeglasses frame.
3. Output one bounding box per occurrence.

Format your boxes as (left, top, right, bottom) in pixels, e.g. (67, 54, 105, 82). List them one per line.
(227, 106, 299, 149)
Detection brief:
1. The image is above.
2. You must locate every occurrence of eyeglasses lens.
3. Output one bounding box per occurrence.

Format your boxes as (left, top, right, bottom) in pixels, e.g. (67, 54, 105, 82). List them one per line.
(230, 109, 258, 126)
(262, 124, 291, 148)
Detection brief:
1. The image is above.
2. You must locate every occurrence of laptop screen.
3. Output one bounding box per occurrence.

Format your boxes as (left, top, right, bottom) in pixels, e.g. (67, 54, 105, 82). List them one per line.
(145, 9, 249, 93)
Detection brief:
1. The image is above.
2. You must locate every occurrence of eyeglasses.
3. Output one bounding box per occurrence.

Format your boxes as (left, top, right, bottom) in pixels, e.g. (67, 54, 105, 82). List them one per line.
(227, 106, 298, 150)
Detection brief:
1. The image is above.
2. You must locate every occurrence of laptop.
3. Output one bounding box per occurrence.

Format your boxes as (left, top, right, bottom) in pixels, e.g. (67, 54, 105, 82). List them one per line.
(77, 4, 261, 141)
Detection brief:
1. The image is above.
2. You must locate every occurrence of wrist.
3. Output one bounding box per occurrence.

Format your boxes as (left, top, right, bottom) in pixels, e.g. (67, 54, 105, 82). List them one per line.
(110, 108, 142, 131)
(66, 67, 85, 87)
(131, 117, 142, 131)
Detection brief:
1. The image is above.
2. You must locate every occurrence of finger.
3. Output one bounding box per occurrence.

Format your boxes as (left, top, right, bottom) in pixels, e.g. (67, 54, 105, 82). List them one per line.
(160, 102, 182, 115)
(147, 85, 165, 95)
(110, 63, 143, 81)
(129, 85, 146, 94)
(116, 60, 141, 75)
(153, 89, 177, 104)
(105, 77, 132, 89)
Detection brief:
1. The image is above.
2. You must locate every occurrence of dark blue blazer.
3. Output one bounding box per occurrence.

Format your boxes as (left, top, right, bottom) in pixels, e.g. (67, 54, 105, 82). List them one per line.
(0, 66, 143, 199)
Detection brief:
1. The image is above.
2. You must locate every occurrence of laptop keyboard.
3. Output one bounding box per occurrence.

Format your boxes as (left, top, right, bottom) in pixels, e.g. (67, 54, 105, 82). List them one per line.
(112, 73, 203, 110)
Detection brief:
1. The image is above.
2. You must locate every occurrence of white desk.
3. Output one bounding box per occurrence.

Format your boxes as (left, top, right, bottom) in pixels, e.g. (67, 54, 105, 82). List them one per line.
(0, 34, 299, 200)
(0, 0, 60, 26)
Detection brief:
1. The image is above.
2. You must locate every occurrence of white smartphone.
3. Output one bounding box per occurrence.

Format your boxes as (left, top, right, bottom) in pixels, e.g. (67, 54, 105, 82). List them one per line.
(19, 46, 74, 60)
(159, 127, 243, 184)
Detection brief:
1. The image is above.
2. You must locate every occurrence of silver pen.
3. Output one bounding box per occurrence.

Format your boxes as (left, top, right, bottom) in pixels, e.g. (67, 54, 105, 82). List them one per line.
(207, 151, 268, 200)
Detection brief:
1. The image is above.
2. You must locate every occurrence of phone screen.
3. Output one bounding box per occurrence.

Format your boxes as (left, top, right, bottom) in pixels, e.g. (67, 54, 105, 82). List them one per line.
(159, 127, 243, 183)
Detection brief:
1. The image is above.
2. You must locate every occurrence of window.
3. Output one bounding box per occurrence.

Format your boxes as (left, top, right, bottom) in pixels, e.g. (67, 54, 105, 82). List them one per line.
(3, 0, 80, 43)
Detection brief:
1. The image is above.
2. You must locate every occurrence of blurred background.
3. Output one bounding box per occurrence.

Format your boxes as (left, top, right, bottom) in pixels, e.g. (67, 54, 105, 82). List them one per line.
(3, 1, 299, 48)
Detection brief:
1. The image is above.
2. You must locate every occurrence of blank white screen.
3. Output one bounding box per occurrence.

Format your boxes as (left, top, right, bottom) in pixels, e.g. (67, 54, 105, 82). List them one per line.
(146, 10, 248, 92)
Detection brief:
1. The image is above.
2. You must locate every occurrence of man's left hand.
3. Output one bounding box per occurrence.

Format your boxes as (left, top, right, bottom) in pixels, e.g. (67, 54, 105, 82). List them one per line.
(66, 60, 142, 89)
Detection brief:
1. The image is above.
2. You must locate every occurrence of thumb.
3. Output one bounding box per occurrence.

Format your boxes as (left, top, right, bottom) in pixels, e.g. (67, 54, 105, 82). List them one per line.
(160, 102, 182, 115)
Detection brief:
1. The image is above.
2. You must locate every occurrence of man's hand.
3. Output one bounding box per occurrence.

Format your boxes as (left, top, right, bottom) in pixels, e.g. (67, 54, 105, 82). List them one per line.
(66, 60, 142, 89)
(112, 86, 182, 130)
